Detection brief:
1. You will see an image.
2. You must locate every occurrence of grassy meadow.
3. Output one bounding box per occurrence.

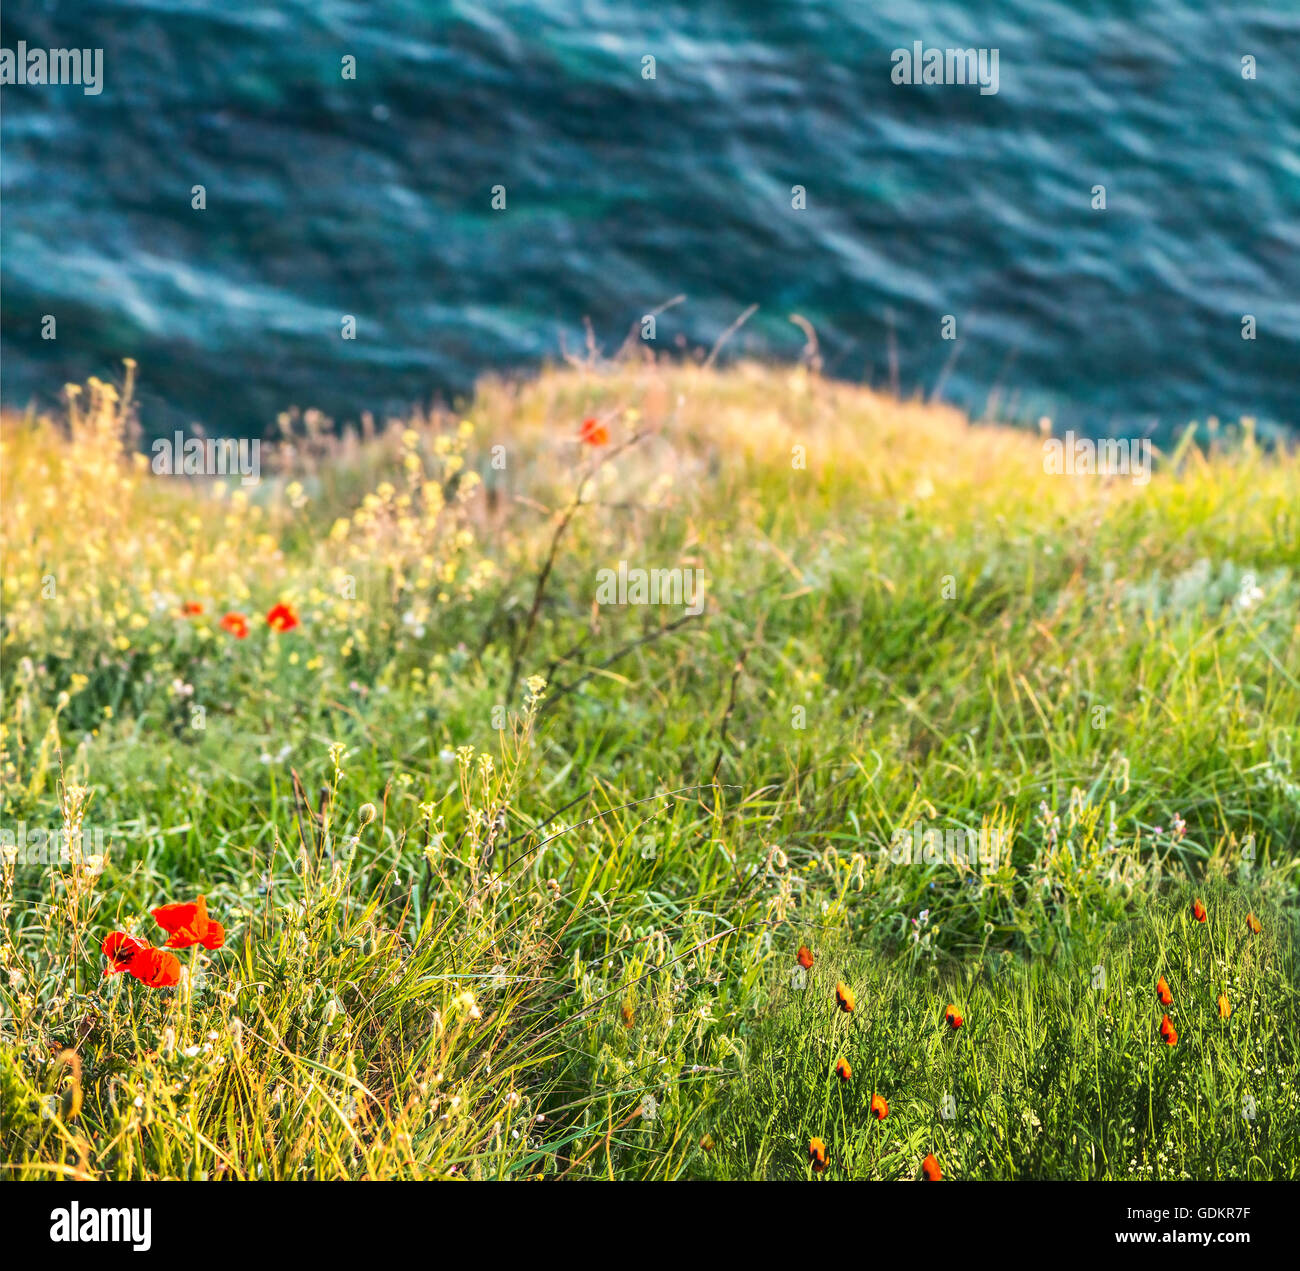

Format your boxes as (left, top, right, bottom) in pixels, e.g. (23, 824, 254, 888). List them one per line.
(1, 359, 1297, 1180)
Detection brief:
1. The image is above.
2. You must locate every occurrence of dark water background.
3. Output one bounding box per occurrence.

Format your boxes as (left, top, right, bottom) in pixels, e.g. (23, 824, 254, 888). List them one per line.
(2, 0, 1298, 440)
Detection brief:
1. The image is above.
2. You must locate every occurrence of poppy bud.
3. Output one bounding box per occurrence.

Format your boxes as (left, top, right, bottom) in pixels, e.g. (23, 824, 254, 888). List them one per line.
(808, 1136, 828, 1171)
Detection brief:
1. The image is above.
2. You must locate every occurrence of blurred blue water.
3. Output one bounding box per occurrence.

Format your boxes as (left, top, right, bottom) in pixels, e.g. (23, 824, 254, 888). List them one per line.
(2, 0, 1297, 438)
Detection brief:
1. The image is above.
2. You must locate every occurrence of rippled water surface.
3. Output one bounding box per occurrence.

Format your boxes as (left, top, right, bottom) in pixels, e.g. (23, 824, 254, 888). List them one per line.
(3, 0, 1297, 437)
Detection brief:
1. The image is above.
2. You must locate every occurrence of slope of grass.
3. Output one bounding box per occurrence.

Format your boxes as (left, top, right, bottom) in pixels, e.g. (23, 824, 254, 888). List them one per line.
(1, 359, 1297, 1179)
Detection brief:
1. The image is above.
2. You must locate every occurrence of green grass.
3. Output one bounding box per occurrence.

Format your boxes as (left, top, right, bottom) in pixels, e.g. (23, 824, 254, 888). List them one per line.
(1, 360, 1297, 1179)
(701, 886, 1298, 1180)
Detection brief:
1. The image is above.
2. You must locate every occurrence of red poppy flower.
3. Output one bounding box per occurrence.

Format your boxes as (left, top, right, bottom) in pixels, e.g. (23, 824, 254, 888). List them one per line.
(102, 932, 181, 988)
(1192, 898, 1207, 923)
(621, 1000, 635, 1028)
(102, 931, 149, 975)
(834, 1057, 852, 1082)
(870, 1092, 889, 1120)
(1159, 1014, 1178, 1046)
(220, 612, 249, 639)
(181, 601, 204, 616)
(835, 981, 855, 1013)
(128, 947, 182, 988)
(266, 602, 299, 633)
(808, 1136, 828, 1172)
(1246, 912, 1262, 935)
(151, 895, 225, 950)
(944, 1004, 964, 1030)
(921, 1153, 943, 1181)
(1156, 975, 1173, 1006)
(579, 417, 609, 446)
(797, 944, 814, 970)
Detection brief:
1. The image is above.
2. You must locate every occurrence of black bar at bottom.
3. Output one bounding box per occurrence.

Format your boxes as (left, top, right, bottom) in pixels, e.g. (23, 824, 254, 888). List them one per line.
(3, 1179, 1288, 1259)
